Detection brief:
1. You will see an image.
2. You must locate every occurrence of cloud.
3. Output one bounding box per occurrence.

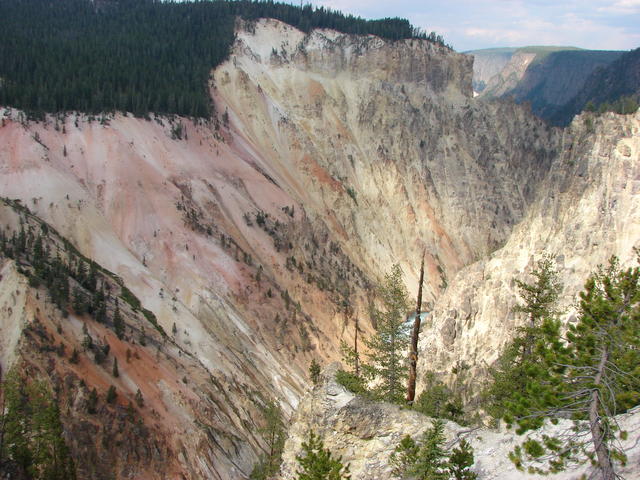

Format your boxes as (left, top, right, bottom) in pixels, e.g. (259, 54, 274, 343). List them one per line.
(599, 0, 640, 13)
(303, 0, 640, 51)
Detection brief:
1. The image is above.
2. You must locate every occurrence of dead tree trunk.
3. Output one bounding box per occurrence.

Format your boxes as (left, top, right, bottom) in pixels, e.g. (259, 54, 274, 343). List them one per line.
(406, 251, 425, 403)
(354, 316, 360, 377)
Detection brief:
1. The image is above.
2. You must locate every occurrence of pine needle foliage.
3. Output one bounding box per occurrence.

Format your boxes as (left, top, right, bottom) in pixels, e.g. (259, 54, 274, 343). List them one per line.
(363, 263, 411, 403)
(250, 400, 286, 480)
(391, 420, 477, 480)
(484, 255, 564, 421)
(0, 0, 446, 118)
(336, 264, 411, 404)
(309, 359, 321, 386)
(0, 371, 76, 479)
(414, 371, 467, 425)
(494, 255, 640, 479)
(295, 431, 350, 480)
(448, 439, 477, 480)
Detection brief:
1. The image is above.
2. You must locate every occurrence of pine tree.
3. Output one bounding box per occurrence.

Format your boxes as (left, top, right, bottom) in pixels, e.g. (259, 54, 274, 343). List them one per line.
(87, 388, 98, 414)
(391, 420, 477, 480)
(364, 264, 411, 403)
(484, 256, 563, 419)
(309, 359, 321, 386)
(135, 388, 144, 408)
(295, 431, 350, 480)
(251, 400, 285, 479)
(505, 256, 640, 479)
(106, 386, 117, 404)
(69, 348, 79, 364)
(391, 419, 450, 480)
(336, 336, 365, 393)
(1, 374, 76, 479)
(414, 371, 466, 424)
(448, 439, 477, 480)
(409, 420, 448, 480)
(513, 254, 561, 350)
(390, 435, 419, 477)
(113, 304, 124, 340)
(112, 357, 119, 378)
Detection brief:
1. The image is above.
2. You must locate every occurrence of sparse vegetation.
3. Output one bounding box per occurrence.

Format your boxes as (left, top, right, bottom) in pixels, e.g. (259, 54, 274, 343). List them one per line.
(0, 197, 166, 342)
(309, 359, 321, 386)
(295, 431, 351, 480)
(250, 400, 286, 480)
(345, 186, 358, 205)
(106, 385, 117, 404)
(391, 419, 476, 480)
(135, 388, 144, 408)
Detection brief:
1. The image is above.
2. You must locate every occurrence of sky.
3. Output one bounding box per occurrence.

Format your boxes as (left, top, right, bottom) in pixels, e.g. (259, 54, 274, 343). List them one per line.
(299, 0, 640, 52)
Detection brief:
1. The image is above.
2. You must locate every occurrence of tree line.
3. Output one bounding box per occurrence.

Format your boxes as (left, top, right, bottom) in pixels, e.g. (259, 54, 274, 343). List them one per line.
(0, 0, 446, 119)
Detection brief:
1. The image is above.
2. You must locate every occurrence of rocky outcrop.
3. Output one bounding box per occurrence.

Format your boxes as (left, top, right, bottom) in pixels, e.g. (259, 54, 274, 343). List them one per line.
(280, 364, 640, 479)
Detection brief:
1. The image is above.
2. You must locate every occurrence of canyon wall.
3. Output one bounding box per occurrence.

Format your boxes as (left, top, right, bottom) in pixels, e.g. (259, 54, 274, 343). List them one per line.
(0, 18, 637, 478)
(417, 110, 640, 398)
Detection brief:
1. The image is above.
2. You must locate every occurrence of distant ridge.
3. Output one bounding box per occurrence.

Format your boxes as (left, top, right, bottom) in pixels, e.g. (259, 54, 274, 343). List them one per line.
(549, 47, 640, 125)
(467, 46, 627, 125)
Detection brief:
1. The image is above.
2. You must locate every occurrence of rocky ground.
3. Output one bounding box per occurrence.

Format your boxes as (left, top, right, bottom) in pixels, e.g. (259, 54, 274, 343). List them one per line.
(280, 364, 640, 480)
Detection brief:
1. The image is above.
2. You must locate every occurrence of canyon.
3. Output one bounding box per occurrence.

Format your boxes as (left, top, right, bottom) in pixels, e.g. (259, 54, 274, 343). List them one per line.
(0, 17, 638, 479)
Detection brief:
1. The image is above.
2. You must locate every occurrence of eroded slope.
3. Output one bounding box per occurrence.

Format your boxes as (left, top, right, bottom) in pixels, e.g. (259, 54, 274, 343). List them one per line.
(418, 111, 640, 397)
(0, 18, 599, 478)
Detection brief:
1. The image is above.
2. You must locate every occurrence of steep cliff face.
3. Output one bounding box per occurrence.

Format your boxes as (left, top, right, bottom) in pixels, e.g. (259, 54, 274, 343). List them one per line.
(466, 47, 517, 93)
(0, 200, 272, 479)
(475, 50, 538, 98)
(417, 110, 640, 396)
(551, 47, 640, 126)
(508, 50, 626, 120)
(0, 17, 634, 479)
(213, 19, 559, 302)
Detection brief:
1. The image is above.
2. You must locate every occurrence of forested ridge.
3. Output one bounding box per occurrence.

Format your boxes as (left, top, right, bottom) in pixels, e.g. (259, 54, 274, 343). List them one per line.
(0, 0, 443, 118)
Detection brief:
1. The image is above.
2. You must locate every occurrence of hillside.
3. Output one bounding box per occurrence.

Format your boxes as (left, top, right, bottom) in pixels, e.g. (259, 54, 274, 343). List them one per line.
(465, 47, 518, 93)
(468, 46, 625, 124)
(0, 6, 639, 480)
(550, 47, 640, 125)
(467, 46, 585, 95)
(0, 16, 563, 478)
